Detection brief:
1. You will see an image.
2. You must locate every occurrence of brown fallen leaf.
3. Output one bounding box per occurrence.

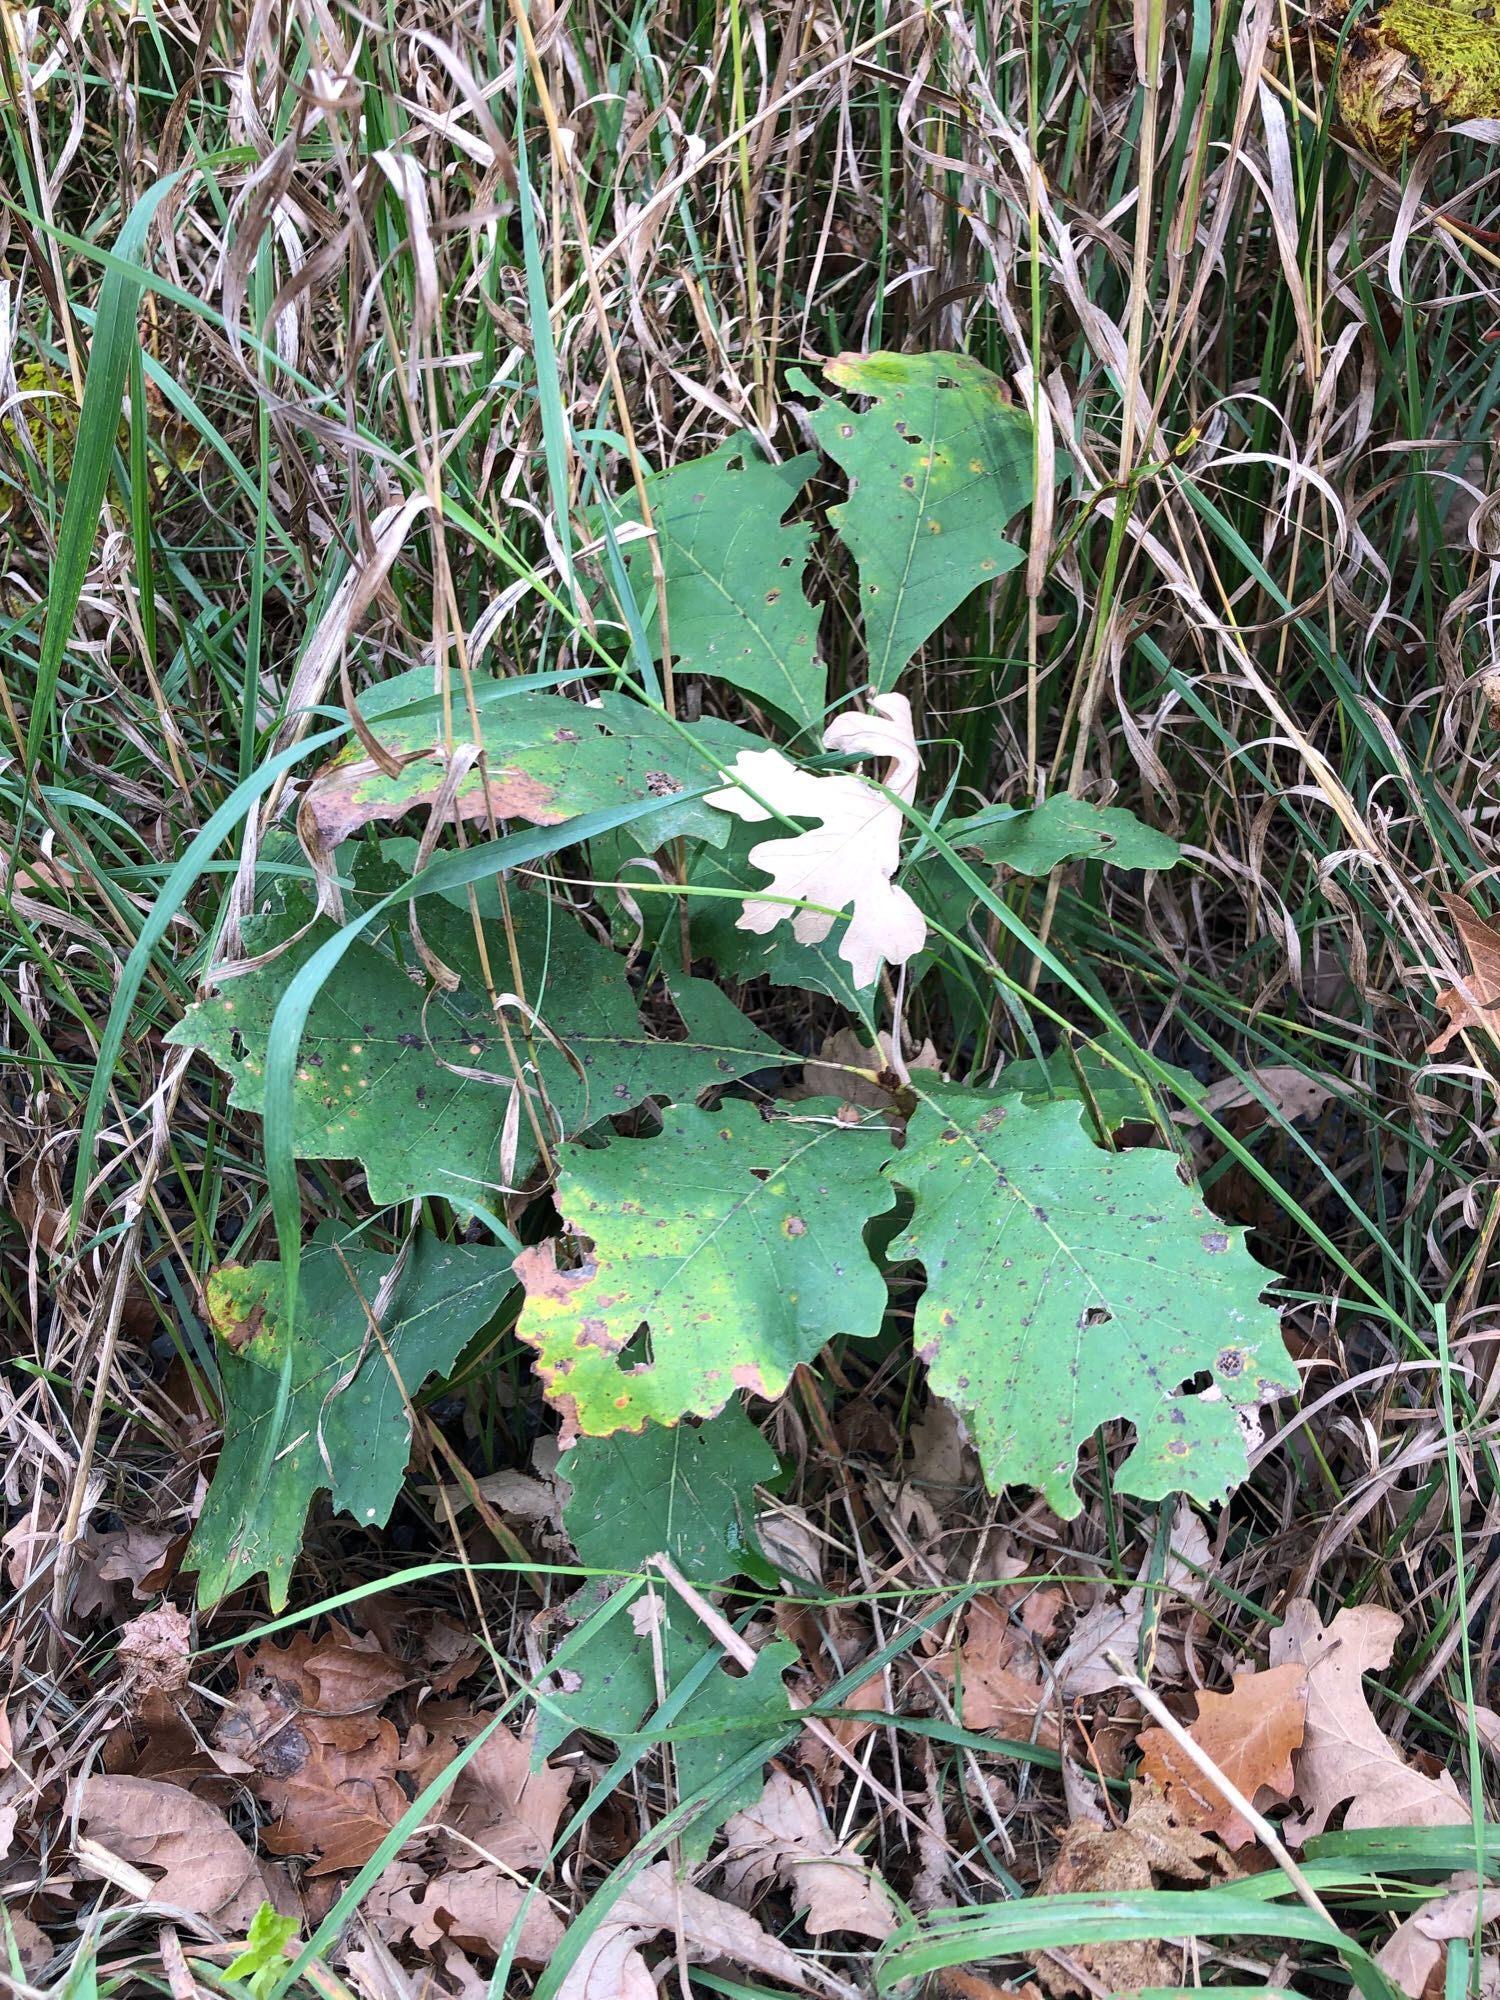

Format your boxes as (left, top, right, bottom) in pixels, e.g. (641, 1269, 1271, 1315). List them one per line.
(1182, 1066, 1336, 1128)
(412, 1718, 572, 1871)
(798, 1663, 886, 1791)
(1055, 1500, 1211, 1695)
(76, 1775, 294, 1930)
(1471, 1703, 1500, 1764)
(117, 1605, 193, 1709)
(556, 1860, 808, 1999)
(1269, 1600, 1468, 1840)
(931, 1590, 1064, 1747)
(0, 1909, 48, 1979)
(1376, 1876, 1500, 2000)
(907, 1397, 981, 1491)
(1136, 1663, 1307, 1848)
(256, 1710, 407, 1874)
(793, 1027, 942, 1111)
(932, 1972, 1041, 2000)
(1429, 894, 1500, 1055)
(721, 1769, 897, 1940)
(216, 1628, 409, 1761)
(211, 1625, 415, 1873)
(1031, 1786, 1218, 1996)
(370, 1863, 564, 1966)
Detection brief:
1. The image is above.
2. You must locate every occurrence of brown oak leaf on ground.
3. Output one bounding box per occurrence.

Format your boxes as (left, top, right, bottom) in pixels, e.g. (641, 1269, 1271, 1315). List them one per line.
(401, 1716, 572, 1871)
(720, 1769, 897, 1940)
(1030, 1786, 1218, 1997)
(1376, 1876, 1500, 1999)
(1136, 1662, 1307, 1847)
(366, 1859, 564, 1966)
(930, 1588, 1065, 1747)
(798, 1663, 887, 1792)
(2, 1910, 49, 1979)
(1055, 1501, 1211, 1695)
(556, 1860, 808, 1999)
(1269, 1600, 1468, 1839)
(255, 1710, 407, 1875)
(211, 1625, 415, 1873)
(1429, 894, 1500, 1054)
(76, 1774, 295, 1930)
(215, 1626, 409, 1765)
(117, 1604, 193, 1708)
(73, 1525, 182, 1620)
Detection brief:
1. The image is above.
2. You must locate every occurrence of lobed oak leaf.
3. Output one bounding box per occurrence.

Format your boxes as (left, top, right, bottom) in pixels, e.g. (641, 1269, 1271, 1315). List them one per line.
(368, 1863, 565, 1967)
(1269, 1599, 1468, 1839)
(76, 1775, 295, 1930)
(439, 1719, 572, 1871)
(1136, 1662, 1307, 1847)
(720, 1770, 898, 1940)
(930, 1588, 1065, 1747)
(556, 1860, 808, 1999)
(1429, 893, 1500, 1054)
(1031, 1784, 1217, 1996)
(1376, 1877, 1500, 2000)
(213, 1629, 414, 1874)
(704, 692, 926, 990)
(1054, 1501, 1211, 1695)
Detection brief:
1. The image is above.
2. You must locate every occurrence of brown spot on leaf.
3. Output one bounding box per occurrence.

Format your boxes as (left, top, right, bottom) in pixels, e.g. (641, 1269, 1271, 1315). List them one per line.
(302, 757, 566, 852)
(783, 1215, 807, 1237)
(1201, 1230, 1231, 1254)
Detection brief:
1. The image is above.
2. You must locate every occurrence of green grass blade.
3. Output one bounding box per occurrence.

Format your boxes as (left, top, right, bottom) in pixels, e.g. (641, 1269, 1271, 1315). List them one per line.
(69, 720, 349, 1239)
(26, 169, 185, 778)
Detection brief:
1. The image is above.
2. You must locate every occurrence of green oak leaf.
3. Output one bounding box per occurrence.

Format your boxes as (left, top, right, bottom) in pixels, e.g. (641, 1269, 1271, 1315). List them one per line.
(594, 826, 878, 1011)
(187, 1227, 515, 1609)
(563, 1400, 778, 1583)
(168, 860, 781, 1205)
(537, 1588, 796, 1859)
(516, 1099, 896, 1432)
(998, 1038, 1205, 1134)
(301, 668, 755, 856)
(888, 1088, 1291, 1517)
(944, 795, 1182, 874)
(793, 351, 1034, 689)
(616, 435, 825, 731)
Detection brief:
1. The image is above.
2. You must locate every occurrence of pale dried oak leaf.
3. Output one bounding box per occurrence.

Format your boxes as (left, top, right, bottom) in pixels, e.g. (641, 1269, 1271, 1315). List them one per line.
(1376, 1876, 1500, 2000)
(1055, 1499, 1211, 1696)
(721, 1769, 897, 1940)
(705, 693, 926, 989)
(1031, 1785, 1217, 1997)
(369, 1863, 564, 1965)
(556, 1860, 808, 1999)
(1269, 1599, 1467, 1839)
(421, 1719, 571, 1872)
(77, 1774, 293, 1930)
(930, 1589, 1064, 1747)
